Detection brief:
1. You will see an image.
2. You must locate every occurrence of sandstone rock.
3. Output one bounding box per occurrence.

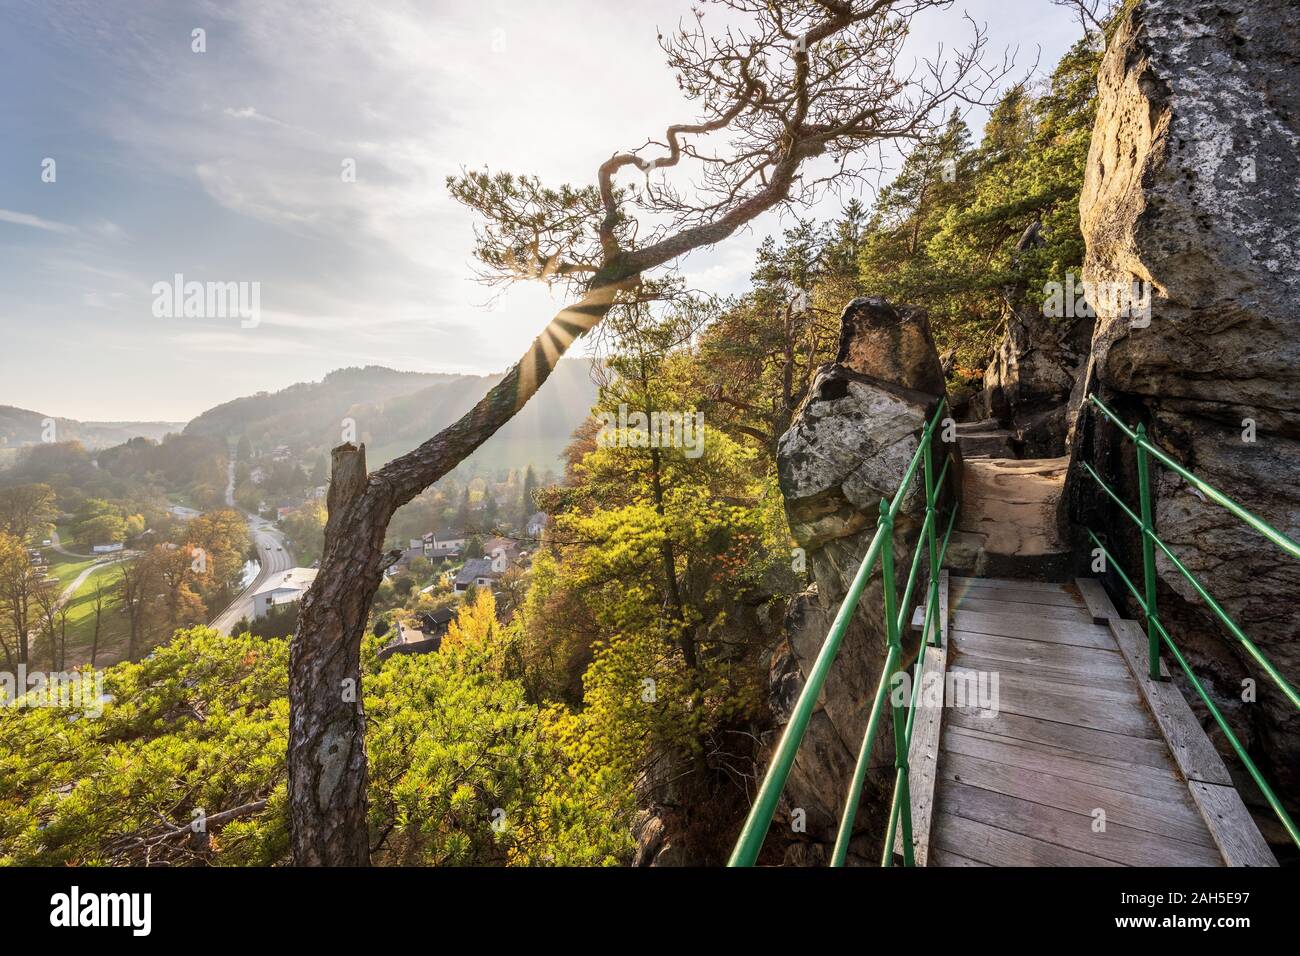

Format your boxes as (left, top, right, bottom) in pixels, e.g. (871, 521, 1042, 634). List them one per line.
(768, 299, 957, 861)
(835, 298, 946, 396)
(1072, 0, 1300, 815)
(979, 305, 1093, 457)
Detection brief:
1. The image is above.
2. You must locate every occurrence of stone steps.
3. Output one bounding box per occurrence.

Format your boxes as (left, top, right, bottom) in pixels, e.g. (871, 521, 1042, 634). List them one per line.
(955, 419, 1017, 459)
(945, 456, 1072, 580)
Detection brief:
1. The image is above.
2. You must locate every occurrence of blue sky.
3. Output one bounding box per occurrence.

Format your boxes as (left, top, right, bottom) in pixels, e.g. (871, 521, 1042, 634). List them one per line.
(0, 0, 1082, 421)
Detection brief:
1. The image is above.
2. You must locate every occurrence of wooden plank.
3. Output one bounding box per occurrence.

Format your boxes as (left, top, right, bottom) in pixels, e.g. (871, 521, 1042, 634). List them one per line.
(931, 811, 1122, 867)
(1188, 781, 1278, 867)
(946, 708, 1177, 772)
(950, 629, 1127, 672)
(943, 724, 1189, 802)
(955, 596, 1090, 623)
(1108, 618, 1233, 786)
(953, 649, 1137, 694)
(951, 650, 1139, 699)
(941, 782, 1223, 867)
(927, 847, 989, 867)
(1076, 577, 1118, 625)
(949, 661, 1141, 711)
(909, 568, 951, 642)
(895, 569, 948, 866)
(939, 750, 1215, 847)
(950, 611, 1115, 649)
(947, 717, 1177, 779)
(953, 576, 1072, 593)
(951, 584, 1083, 608)
(938, 564, 950, 645)
(949, 667, 1159, 738)
(1102, 609, 1274, 865)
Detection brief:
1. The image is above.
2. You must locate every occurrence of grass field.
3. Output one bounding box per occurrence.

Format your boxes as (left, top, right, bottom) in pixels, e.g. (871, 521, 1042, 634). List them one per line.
(34, 546, 133, 667)
(57, 560, 133, 666)
(40, 549, 98, 588)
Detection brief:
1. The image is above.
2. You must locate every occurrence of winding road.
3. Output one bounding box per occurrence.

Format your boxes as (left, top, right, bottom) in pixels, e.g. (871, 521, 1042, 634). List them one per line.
(207, 461, 294, 635)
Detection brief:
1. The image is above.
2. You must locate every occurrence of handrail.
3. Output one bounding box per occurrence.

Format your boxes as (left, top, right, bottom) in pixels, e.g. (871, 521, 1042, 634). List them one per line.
(729, 398, 957, 867)
(1084, 394, 1300, 850)
(1089, 397, 1300, 562)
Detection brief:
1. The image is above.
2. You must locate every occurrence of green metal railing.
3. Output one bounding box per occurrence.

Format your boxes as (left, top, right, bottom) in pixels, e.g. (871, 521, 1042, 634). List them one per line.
(729, 399, 958, 867)
(1084, 394, 1300, 850)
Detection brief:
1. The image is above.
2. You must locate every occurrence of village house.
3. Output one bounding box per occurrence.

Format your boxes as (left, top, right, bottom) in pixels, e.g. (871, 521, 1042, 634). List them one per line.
(251, 567, 317, 618)
(422, 531, 466, 559)
(525, 511, 550, 538)
(481, 536, 517, 562)
(377, 607, 453, 661)
(453, 555, 506, 592)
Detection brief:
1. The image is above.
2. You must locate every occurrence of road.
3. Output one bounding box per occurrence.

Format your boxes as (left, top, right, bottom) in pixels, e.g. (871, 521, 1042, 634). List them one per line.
(207, 460, 295, 634)
(48, 529, 92, 559)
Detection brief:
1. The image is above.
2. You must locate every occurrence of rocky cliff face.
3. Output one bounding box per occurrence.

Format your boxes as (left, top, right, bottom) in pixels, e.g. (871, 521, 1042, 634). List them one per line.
(1072, 0, 1300, 844)
(768, 298, 956, 863)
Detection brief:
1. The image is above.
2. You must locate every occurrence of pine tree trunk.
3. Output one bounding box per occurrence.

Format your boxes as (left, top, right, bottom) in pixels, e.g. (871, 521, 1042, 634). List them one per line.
(287, 443, 378, 866)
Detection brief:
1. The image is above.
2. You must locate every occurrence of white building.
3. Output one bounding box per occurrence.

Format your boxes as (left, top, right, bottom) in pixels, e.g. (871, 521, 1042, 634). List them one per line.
(423, 533, 467, 558)
(252, 568, 318, 618)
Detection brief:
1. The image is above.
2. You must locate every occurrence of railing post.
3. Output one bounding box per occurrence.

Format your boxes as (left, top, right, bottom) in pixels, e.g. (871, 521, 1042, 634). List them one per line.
(878, 499, 914, 867)
(1135, 424, 1162, 681)
(923, 436, 940, 646)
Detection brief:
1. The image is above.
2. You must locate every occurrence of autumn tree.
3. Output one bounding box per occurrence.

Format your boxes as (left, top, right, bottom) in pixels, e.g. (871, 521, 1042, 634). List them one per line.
(115, 560, 155, 662)
(696, 209, 865, 453)
(186, 509, 253, 591)
(88, 573, 112, 667)
(142, 546, 207, 639)
(31, 578, 69, 670)
(0, 533, 38, 668)
(0, 484, 56, 544)
(289, 0, 1008, 865)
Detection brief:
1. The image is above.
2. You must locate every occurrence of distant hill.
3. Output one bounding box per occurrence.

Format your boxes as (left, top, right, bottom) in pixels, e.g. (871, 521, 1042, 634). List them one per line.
(181, 366, 456, 443)
(0, 405, 185, 450)
(184, 360, 599, 474)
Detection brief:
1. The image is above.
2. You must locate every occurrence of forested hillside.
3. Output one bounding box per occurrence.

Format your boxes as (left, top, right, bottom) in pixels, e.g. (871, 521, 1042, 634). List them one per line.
(0, 405, 183, 451)
(184, 360, 599, 474)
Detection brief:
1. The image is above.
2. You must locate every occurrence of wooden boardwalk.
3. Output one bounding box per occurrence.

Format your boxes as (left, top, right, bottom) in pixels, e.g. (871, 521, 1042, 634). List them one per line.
(903, 574, 1276, 867)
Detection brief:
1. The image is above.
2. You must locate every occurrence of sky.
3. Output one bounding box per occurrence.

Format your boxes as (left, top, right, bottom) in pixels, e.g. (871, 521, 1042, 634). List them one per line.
(0, 0, 1082, 421)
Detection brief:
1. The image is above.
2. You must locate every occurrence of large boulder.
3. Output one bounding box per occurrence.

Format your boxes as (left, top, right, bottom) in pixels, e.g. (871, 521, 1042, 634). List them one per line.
(767, 299, 957, 862)
(1071, 0, 1300, 842)
(834, 297, 948, 396)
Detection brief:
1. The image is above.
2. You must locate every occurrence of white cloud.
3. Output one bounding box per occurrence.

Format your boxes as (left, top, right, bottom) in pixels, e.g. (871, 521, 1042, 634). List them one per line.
(0, 209, 78, 234)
